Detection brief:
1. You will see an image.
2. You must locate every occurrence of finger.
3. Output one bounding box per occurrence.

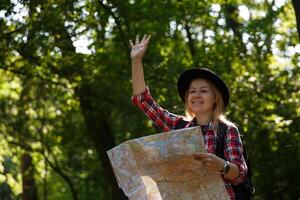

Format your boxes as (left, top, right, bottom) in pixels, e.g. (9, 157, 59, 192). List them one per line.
(141, 34, 147, 43)
(135, 34, 139, 45)
(194, 156, 201, 161)
(200, 157, 211, 163)
(193, 153, 210, 158)
(129, 40, 134, 48)
(193, 156, 211, 162)
(145, 35, 151, 44)
(146, 35, 151, 41)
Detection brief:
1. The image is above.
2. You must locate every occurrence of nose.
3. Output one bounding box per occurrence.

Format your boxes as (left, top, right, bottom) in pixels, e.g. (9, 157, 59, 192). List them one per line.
(192, 92, 202, 99)
(195, 90, 203, 97)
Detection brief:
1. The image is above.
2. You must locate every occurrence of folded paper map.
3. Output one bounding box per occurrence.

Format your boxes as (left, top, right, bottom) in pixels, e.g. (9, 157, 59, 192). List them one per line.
(107, 126, 229, 200)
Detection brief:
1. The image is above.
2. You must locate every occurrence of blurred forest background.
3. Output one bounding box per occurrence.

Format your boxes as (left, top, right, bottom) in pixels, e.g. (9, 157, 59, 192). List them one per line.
(0, 0, 299, 199)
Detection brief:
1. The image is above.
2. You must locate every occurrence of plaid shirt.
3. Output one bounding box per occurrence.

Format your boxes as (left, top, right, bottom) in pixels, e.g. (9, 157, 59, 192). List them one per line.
(132, 87, 247, 200)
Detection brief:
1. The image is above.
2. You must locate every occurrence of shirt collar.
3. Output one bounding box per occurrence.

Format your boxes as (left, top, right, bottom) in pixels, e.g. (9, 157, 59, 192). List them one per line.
(191, 117, 214, 130)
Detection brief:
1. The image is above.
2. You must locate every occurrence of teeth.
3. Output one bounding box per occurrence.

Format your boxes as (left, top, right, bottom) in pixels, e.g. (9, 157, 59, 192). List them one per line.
(192, 100, 203, 104)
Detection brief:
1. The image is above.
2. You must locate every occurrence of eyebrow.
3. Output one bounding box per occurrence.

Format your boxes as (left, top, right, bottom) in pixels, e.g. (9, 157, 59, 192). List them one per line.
(189, 86, 209, 89)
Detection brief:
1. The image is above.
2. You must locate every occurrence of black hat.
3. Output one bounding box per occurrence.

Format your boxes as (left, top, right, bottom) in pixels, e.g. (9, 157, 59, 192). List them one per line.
(177, 68, 230, 107)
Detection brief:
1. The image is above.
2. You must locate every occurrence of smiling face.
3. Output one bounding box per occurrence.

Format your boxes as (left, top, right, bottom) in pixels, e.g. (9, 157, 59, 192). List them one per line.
(186, 78, 216, 117)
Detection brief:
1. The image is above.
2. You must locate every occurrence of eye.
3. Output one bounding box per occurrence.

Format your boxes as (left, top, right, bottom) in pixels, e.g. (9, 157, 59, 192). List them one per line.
(189, 90, 196, 94)
(201, 89, 208, 93)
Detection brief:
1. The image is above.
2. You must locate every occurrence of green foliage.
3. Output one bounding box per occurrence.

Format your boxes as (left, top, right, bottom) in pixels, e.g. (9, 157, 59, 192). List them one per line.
(0, 0, 299, 199)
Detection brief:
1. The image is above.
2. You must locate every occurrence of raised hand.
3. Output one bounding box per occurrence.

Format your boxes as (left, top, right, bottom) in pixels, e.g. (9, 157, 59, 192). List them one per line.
(129, 34, 151, 61)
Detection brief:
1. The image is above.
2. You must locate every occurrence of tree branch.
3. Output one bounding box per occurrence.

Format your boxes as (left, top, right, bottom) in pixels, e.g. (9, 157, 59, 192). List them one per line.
(184, 23, 196, 59)
(98, 0, 130, 54)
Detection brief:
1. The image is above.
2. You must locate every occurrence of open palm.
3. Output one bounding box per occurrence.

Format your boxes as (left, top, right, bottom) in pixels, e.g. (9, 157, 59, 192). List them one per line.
(130, 35, 151, 60)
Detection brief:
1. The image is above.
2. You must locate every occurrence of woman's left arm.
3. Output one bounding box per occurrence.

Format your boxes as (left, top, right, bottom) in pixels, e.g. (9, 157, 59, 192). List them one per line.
(193, 125, 247, 183)
(223, 126, 248, 184)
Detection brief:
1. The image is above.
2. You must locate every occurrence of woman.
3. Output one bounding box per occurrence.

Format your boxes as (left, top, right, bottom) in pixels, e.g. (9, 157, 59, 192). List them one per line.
(130, 35, 247, 200)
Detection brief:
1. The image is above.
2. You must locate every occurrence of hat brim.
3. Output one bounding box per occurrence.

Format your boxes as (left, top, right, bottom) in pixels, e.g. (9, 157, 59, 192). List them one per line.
(177, 68, 230, 107)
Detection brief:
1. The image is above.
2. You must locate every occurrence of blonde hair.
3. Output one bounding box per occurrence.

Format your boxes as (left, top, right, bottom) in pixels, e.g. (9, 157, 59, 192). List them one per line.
(184, 78, 235, 131)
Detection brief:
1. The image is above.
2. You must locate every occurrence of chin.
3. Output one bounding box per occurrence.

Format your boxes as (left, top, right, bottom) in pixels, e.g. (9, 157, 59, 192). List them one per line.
(192, 109, 212, 115)
(190, 109, 204, 114)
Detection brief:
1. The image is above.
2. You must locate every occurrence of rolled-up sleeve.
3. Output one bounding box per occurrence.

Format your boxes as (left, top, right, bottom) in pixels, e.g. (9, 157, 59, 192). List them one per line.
(224, 126, 248, 185)
(131, 87, 182, 132)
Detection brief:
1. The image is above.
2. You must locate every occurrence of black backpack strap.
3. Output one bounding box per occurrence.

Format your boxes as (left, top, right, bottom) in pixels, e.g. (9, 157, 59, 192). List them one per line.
(215, 122, 228, 159)
(174, 118, 188, 129)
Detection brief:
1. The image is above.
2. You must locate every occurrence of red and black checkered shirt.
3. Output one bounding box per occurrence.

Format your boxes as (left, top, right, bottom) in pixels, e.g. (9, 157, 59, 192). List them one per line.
(132, 87, 247, 200)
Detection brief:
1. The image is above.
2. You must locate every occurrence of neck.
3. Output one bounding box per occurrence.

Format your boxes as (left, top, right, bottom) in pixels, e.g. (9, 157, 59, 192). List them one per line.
(195, 113, 212, 125)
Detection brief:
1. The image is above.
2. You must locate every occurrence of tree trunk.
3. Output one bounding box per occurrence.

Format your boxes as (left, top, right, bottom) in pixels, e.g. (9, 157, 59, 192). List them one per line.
(292, 0, 300, 41)
(21, 153, 38, 200)
(78, 82, 127, 200)
(223, 3, 247, 55)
